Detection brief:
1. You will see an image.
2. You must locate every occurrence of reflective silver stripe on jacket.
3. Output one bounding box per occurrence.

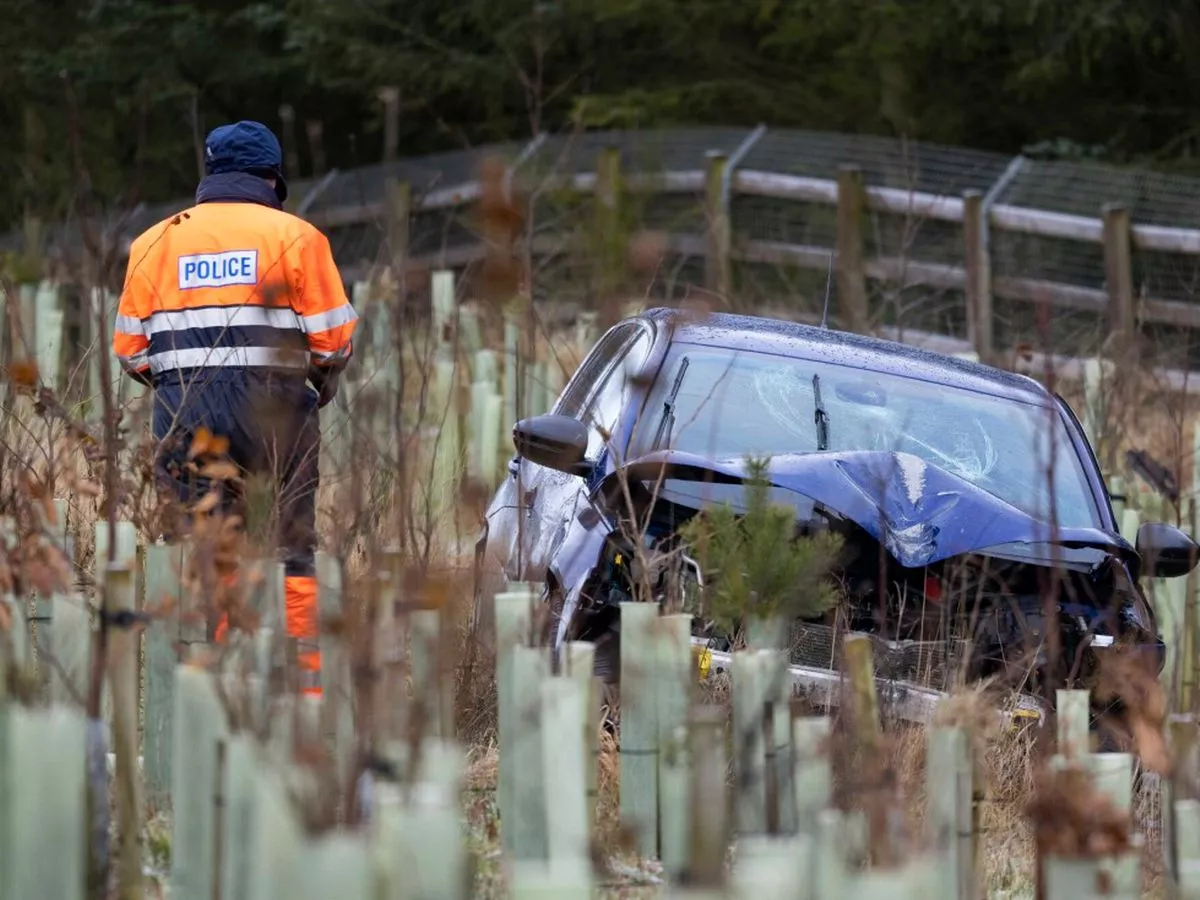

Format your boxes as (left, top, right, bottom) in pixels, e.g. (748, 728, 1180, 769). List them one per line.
(115, 314, 145, 335)
(147, 346, 309, 373)
(144, 305, 303, 335)
(119, 351, 150, 373)
(302, 304, 358, 333)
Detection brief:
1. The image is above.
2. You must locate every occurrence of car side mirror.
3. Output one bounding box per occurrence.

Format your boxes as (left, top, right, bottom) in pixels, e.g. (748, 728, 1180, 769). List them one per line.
(1136, 521, 1200, 578)
(513, 414, 592, 476)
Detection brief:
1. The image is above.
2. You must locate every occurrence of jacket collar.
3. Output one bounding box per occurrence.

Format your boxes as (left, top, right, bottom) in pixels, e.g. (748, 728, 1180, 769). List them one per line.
(195, 171, 283, 210)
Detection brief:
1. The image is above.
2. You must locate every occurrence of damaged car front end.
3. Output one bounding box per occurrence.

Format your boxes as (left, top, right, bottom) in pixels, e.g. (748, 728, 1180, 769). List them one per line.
(475, 309, 1195, 725)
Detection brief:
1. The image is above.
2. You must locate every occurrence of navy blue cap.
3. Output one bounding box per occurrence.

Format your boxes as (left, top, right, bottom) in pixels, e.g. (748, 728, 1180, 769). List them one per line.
(204, 120, 289, 202)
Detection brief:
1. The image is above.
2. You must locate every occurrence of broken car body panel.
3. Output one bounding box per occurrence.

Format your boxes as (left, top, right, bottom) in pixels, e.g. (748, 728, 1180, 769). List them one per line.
(478, 308, 1186, 706)
(550, 448, 1141, 655)
(596, 449, 1135, 569)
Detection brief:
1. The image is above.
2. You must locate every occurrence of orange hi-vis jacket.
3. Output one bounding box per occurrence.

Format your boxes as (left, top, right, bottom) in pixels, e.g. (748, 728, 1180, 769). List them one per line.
(112, 183, 357, 696)
(112, 200, 357, 381)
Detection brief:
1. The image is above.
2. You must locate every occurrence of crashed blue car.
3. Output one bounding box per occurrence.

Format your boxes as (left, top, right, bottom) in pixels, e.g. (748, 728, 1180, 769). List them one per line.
(476, 308, 1194, 710)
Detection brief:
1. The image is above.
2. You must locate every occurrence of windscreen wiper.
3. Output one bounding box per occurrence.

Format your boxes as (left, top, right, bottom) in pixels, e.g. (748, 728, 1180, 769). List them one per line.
(813, 373, 829, 450)
(652, 356, 690, 450)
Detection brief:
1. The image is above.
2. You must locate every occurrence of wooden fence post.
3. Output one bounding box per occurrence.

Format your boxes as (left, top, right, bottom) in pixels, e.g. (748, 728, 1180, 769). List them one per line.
(378, 86, 401, 164)
(432, 269, 457, 362)
(962, 189, 994, 362)
(836, 165, 869, 334)
(686, 705, 729, 887)
(705, 151, 732, 300)
(105, 563, 143, 900)
(843, 634, 881, 749)
(95, 519, 139, 745)
(594, 145, 623, 326)
(1102, 203, 1136, 354)
(385, 177, 410, 278)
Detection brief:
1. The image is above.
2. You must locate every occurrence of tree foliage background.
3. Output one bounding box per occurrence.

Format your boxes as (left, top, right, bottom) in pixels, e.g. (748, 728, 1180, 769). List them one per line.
(5, 0, 1200, 229)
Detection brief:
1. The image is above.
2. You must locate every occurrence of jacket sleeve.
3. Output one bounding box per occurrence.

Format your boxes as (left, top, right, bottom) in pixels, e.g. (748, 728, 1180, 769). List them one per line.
(112, 254, 151, 377)
(295, 230, 358, 371)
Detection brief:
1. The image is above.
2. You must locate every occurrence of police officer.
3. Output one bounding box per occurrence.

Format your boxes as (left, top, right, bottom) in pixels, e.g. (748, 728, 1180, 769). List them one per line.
(112, 120, 358, 695)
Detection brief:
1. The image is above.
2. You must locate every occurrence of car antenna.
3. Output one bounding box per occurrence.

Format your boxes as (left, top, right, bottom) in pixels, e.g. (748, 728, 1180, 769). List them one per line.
(819, 250, 834, 329)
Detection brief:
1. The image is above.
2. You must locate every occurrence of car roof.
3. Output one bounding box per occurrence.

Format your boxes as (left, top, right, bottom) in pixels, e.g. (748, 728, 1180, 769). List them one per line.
(641, 307, 1051, 405)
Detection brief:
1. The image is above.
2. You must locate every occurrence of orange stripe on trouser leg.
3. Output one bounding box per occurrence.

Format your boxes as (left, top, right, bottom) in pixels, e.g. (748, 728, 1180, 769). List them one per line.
(213, 570, 241, 643)
(286, 574, 321, 695)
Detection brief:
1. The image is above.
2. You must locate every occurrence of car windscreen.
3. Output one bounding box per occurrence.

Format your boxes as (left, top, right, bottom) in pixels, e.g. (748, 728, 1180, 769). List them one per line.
(628, 343, 1101, 529)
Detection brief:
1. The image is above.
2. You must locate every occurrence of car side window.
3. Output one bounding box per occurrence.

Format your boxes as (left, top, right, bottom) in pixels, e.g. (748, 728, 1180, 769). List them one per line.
(555, 323, 640, 419)
(580, 329, 652, 460)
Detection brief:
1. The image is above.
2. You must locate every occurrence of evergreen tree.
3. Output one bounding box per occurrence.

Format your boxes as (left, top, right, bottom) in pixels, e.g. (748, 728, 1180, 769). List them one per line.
(678, 456, 842, 638)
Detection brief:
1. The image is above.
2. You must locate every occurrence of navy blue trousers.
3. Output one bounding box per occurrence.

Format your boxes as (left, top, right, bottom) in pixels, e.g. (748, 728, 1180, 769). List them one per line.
(151, 368, 319, 581)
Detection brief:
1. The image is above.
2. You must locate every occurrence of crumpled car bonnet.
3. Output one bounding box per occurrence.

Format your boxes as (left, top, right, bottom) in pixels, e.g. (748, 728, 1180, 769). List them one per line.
(601, 449, 1127, 569)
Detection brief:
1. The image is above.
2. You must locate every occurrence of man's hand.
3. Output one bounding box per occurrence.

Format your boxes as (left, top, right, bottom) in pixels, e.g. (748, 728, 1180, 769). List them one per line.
(308, 365, 340, 408)
(124, 367, 153, 388)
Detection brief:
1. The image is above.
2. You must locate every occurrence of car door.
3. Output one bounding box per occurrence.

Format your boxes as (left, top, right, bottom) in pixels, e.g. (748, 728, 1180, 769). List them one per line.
(503, 320, 654, 583)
